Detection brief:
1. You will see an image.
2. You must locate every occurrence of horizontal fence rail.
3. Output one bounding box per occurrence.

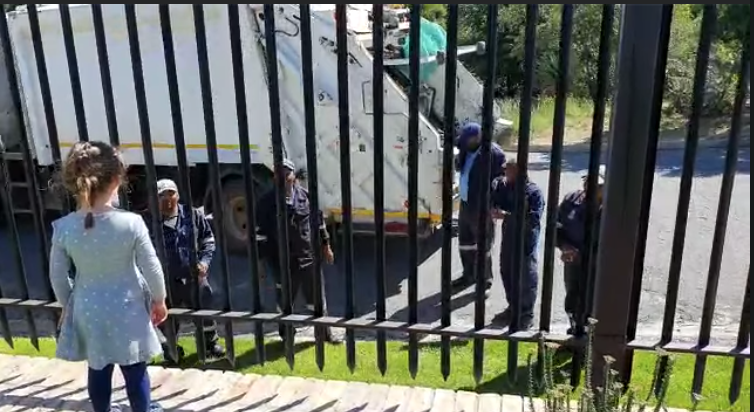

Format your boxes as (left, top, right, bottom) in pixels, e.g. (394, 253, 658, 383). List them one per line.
(0, 3, 749, 402)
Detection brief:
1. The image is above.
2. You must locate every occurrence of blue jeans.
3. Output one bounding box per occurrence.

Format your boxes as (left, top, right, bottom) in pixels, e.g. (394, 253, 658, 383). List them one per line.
(88, 362, 150, 412)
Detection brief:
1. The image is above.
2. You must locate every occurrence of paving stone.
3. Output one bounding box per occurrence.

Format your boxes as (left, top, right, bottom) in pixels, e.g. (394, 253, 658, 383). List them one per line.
(0, 354, 707, 412)
(332, 381, 371, 411)
(476, 393, 502, 412)
(453, 390, 478, 412)
(382, 385, 412, 412)
(404, 386, 435, 412)
(430, 389, 456, 412)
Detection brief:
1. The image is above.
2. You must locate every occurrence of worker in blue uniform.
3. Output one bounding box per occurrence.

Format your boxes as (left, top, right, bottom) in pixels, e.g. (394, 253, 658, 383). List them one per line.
(490, 158, 544, 330)
(146, 178, 225, 363)
(256, 159, 335, 343)
(451, 122, 507, 292)
(556, 166, 605, 335)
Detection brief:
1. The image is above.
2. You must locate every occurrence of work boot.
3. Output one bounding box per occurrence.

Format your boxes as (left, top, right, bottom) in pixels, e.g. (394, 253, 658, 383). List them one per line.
(206, 342, 226, 358)
(492, 308, 512, 326)
(519, 313, 535, 331)
(451, 276, 493, 293)
(279, 324, 297, 342)
(161, 344, 185, 366)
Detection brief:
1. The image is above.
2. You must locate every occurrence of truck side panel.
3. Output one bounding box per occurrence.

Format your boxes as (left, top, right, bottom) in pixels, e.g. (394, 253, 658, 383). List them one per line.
(260, 5, 445, 224)
(7, 4, 274, 167)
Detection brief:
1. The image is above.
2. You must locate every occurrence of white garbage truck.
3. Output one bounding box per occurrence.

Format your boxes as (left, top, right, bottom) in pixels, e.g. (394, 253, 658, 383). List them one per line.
(0, 4, 511, 252)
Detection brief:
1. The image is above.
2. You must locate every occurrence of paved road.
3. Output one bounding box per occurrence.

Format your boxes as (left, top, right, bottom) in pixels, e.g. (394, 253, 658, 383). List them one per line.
(0, 146, 749, 346)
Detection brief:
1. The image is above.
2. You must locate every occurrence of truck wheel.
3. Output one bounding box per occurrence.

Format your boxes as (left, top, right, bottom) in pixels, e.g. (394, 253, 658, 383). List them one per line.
(220, 177, 270, 254)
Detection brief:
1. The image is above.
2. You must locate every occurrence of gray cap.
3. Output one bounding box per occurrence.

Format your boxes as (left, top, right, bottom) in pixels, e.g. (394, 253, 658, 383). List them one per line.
(283, 158, 296, 172)
(157, 178, 178, 194)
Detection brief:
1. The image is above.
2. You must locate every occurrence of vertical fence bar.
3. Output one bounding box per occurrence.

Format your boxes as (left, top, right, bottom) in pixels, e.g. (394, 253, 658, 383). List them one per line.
(124, 3, 179, 363)
(691, 42, 748, 395)
(298, 3, 325, 371)
(0, 143, 38, 348)
(26, 5, 64, 174)
(406, 3, 422, 380)
(590, 4, 666, 387)
(192, 4, 236, 365)
(571, 4, 616, 388)
(538, 3, 573, 381)
(227, 3, 265, 366)
(371, 3, 388, 377)
(440, 4, 459, 382)
(729, 267, 750, 403)
(91, 4, 127, 209)
(581, 4, 615, 327)
(0, 286, 11, 347)
(59, 4, 89, 143)
(334, 4, 357, 373)
(623, 4, 673, 385)
(262, 4, 295, 369)
(539, 4, 573, 334)
(473, 3, 498, 384)
(0, 7, 52, 309)
(27, 7, 70, 289)
(158, 4, 207, 363)
(657, 5, 716, 390)
(507, 4, 536, 383)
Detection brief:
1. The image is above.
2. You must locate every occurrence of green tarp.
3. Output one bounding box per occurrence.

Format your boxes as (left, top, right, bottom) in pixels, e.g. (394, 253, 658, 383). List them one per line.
(401, 18, 447, 81)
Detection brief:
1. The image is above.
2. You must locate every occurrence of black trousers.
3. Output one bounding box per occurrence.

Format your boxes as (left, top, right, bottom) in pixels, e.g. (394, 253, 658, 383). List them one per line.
(158, 277, 219, 348)
(457, 201, 494, 282)
(266, 259, 328, 315)
(564, 262, 586, 332)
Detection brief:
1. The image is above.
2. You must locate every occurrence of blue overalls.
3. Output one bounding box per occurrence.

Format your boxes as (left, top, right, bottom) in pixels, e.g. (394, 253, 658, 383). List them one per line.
(455, 139, 506, 285)
(555, 189, 601, 332)
(491, 176, 544, 321)
(146, 204, 219, 349)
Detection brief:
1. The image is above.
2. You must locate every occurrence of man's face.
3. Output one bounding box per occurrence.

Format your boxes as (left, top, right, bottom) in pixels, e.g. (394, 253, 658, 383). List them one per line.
(159, 190, 179, 214)
(504, 163, 518, 183)
(466, 134, 481, 150)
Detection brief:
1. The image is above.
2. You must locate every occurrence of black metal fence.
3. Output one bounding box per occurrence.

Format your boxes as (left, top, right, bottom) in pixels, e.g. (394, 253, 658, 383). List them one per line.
(0, 3, 749, 401)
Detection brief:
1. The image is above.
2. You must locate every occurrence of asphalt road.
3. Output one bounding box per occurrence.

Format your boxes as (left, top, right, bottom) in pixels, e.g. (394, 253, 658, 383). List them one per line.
(0, 145, 749, 346)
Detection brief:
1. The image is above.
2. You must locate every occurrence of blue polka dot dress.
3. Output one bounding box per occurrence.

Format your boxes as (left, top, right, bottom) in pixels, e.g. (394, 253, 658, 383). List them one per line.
(50, 209, 167, 370)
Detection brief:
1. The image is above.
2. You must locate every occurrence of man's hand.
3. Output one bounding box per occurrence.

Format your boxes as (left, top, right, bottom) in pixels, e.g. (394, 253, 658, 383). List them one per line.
(196, 262, 209, 278)
(490, 209, 508, 220)
(322, 244, 335, 265)
(560, 247, 579, 264)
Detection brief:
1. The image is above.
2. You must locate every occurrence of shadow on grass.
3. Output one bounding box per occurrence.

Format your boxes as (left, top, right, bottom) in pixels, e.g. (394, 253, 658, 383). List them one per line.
(399, 339, 579, 397)
(463, 348, 577, 397)
(168, 340, 316, 371)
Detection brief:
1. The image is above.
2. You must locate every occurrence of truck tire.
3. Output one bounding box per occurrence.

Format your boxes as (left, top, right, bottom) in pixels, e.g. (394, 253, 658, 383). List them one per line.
(220, 176, 271, 254)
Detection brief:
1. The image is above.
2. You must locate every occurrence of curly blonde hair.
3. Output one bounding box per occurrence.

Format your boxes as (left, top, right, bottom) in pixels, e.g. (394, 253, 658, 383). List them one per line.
(61, 141, 126, 229)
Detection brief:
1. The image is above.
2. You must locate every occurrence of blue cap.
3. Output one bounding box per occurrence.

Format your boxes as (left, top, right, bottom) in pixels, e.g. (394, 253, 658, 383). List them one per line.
(458, 122, 481, 144)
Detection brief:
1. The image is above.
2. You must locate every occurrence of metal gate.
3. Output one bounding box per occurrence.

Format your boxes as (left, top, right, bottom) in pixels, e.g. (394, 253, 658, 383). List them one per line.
(0, 3, 749, 400)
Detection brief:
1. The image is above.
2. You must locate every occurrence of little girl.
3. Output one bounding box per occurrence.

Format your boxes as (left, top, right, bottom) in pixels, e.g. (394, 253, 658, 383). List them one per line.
(50, 141, 167, 412)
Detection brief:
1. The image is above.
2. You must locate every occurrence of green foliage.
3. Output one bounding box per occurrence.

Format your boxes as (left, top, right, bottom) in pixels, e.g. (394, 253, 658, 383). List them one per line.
(439, 4, 746, 120)
(530, 319, 682, 412)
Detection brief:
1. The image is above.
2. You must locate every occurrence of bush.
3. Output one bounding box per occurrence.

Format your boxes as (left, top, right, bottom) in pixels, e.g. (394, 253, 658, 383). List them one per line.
(528, 319, 693, 412)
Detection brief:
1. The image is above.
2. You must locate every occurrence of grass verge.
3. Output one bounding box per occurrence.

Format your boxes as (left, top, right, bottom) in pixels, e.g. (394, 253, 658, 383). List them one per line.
(499, 97, 739, 147)
(500, 97, 603, 145)
(1, 337, 749, 411)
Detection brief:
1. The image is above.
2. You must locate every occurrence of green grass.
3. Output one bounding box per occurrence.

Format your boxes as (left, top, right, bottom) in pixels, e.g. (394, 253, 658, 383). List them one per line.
(498, 96, 737, 147)
(1, 337, 749, 411)
(500, 97, 600, 145)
